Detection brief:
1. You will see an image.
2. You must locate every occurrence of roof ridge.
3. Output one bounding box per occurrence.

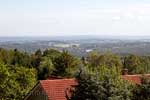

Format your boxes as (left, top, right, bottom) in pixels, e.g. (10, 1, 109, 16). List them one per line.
(40, 78, 75, 82)
(123, 74, 150, 76)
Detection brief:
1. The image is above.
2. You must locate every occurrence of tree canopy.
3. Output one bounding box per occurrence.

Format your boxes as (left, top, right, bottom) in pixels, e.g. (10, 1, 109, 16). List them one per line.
(0, 48, 150, 99)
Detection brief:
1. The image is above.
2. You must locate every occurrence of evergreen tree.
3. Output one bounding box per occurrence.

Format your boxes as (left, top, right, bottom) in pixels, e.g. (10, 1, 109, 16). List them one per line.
(66, 68, 101, 100)
(43, 49, 61, 59)
(31, 49, 42, 68)
(67, 66, 132, 100)
(53, 50, 80, 77)
(124, 55, 141, 74)
(38, 57, 54, 79)
(87, 51, 122, 71)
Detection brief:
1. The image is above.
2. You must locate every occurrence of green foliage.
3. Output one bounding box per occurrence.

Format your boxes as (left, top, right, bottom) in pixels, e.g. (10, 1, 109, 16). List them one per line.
(0, 48, 13, 64)
(35, 49, 42, 57)
(67, 67, 101, 100)
(0, 63, 37, 100)
(87, 51, 100, 68)
(123, 54, 150, 74)
(1, 48, 150, 99)
(12, 67, 37, 99)
(68, 66, 133, 100)
(53, 50, 81, 77)
(139, 56, 150, 73)
(31, 49, 43, 69)
(132, 76, 150, 100)
(124, 55, 141, 74)
(98, 66, 132, 100)
(38, 57, 54, 79)
(0, 64, 10, 99)
(43, 49, 61, 59)
(87, 51, 122, 71)
(11, 49, 32, 67)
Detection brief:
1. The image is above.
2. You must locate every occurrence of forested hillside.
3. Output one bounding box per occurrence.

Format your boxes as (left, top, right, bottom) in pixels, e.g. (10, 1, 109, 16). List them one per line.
(1, 48, 150, 99)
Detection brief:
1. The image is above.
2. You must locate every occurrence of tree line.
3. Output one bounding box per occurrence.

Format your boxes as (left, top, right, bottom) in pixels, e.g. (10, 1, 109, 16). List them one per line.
(0, 48, 150, 99)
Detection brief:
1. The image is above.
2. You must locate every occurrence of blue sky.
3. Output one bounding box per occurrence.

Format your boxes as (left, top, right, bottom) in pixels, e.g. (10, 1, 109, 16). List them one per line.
(1, 0, 150, 36)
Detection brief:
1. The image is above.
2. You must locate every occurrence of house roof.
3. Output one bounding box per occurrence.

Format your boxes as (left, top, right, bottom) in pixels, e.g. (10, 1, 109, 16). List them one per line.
(40, 79, 77, 100)
(122, 74, 150, 84)
(25, 74, 150, 100)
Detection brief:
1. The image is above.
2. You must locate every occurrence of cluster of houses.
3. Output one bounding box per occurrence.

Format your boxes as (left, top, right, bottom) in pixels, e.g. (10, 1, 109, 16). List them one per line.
(24, 70, 150, 100)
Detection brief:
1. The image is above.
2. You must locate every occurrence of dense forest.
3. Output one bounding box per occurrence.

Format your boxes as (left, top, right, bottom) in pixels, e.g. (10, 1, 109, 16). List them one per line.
(0, 48, 150, 100)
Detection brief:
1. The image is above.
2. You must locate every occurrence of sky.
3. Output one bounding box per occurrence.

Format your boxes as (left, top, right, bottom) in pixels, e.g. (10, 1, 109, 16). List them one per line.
(1, 0, 150, 36)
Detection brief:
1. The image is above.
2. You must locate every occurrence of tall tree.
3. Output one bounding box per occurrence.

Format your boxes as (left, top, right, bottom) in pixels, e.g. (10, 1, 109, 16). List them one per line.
(43, 49, 61, 59)
(31, 49, 42, 68)
(38, 57, 54, 80)
(67, 66, 132, 100)
(124, 54, 141, 74)
(66, 67, 101, 100)
(87, 51, 122, 72)
(53, 50, 80, 77)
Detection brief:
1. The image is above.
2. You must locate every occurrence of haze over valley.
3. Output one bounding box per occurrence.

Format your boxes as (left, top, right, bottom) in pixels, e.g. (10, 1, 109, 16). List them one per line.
(1, 35, 150, 56)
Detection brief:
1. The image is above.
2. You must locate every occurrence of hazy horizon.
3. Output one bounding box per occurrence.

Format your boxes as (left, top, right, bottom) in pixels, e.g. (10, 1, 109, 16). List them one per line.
(1, 35, 150, 40)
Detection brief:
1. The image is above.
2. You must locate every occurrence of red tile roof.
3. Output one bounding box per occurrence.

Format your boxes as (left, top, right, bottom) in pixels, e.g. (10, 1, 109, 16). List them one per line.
(122, 74, 150, 84)
(40, 79, 77, 100)
(25, 74, 150, 100)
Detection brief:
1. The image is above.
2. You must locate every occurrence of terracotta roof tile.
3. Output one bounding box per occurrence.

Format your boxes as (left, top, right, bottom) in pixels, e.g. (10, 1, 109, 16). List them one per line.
(40, 79, 76, 100)
(122, 74, 150, 84)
